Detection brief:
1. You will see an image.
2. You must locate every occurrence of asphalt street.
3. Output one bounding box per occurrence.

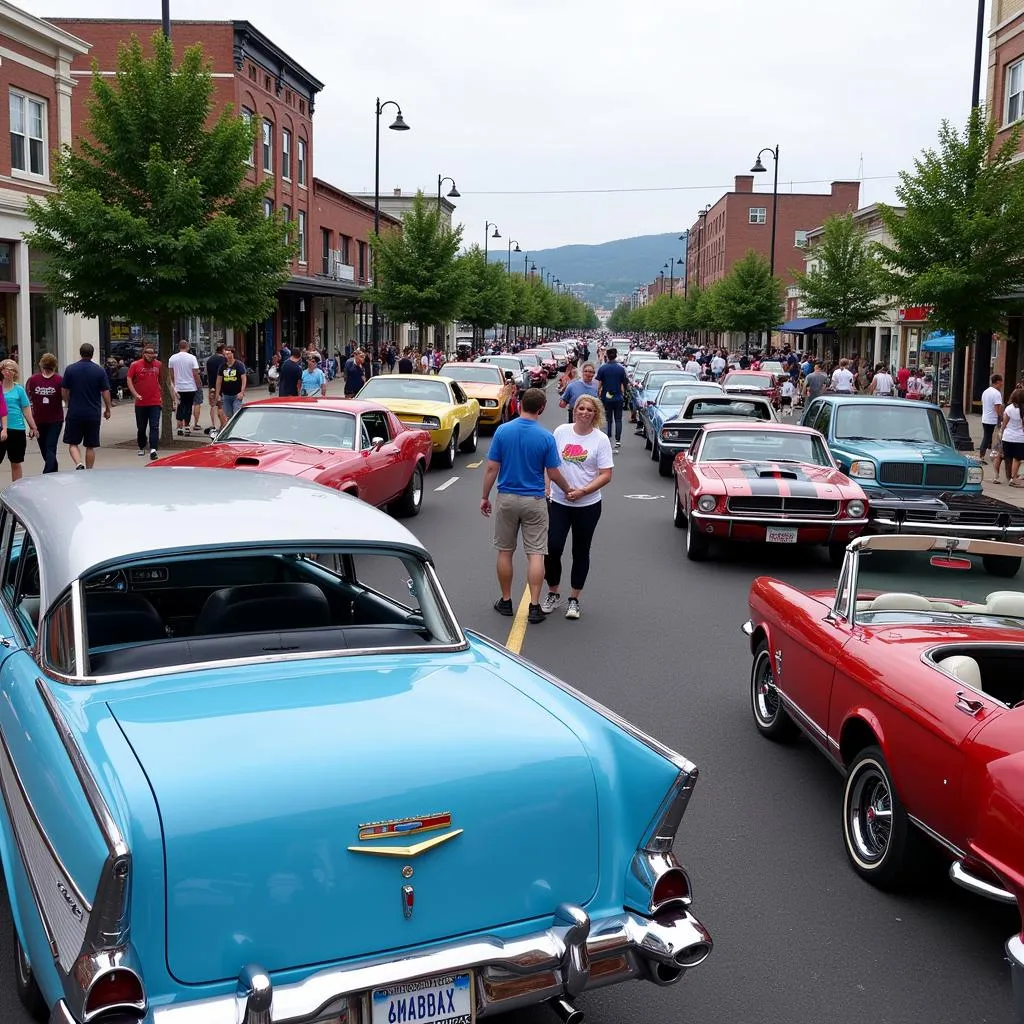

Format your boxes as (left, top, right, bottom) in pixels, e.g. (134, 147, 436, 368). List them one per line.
(0, 392, 1018, 1024)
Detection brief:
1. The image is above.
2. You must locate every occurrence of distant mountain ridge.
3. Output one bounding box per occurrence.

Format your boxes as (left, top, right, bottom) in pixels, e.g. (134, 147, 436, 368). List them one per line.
(486, 231, 688, 307)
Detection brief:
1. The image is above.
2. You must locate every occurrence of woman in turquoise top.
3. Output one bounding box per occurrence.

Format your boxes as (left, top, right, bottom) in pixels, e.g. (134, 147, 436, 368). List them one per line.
(1, 360, 38, 481)
(300, 356, 328, 397)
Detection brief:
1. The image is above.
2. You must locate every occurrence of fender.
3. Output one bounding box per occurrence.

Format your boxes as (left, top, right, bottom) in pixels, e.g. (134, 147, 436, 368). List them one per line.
(837, 708, 887, 770)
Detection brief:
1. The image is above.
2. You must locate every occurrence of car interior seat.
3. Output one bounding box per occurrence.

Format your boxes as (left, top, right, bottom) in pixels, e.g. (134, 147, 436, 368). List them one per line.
(193, 582, 330, 636)
(867, 593, 934, 612)
(86, 593, 165, 648)
(984, 592, 1024, 618)
(937, 654, 983, 692)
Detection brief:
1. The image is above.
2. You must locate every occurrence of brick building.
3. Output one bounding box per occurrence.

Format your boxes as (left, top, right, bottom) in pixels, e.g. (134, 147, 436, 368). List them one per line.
(685, 175, 861, 293)
(47, 17, 399, 377)
(0, 1, 92, 378)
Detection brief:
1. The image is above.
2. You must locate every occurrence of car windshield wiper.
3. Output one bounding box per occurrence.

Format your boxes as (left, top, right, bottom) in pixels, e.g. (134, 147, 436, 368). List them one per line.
(838, 435, 876, 441)
(269, 438, 325, 453)
(219, 435, 255, 443)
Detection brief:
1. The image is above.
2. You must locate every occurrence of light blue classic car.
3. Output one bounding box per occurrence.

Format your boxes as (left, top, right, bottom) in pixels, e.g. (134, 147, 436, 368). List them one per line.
(0, 470, 711, 1024)
(631, 371, 697, 419)
(640, 381, 724, 453)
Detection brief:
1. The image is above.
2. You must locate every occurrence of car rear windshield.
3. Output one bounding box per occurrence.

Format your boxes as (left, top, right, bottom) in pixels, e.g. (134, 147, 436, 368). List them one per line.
(835, 404, 953, 445)
(76, 547, 462, 679)
(727, 373, 774, 387)
(685, 399, 771, 419)
(442, 366, 503, 384)
(645, 372, 695, 391)
(657, 384, 720, 406)
(701, 430, 831, 465)
(218, 407, 357, 449)
(360, 378, 451, 404)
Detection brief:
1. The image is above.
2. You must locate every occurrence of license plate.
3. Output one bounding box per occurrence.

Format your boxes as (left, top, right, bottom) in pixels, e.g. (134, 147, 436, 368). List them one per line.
(372, 971, 473, 1024)
(766, 527, 798, 544)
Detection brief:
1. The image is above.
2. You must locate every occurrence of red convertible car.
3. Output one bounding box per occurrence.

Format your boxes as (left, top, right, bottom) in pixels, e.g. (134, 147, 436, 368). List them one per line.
(151, 397, 432, 516)
(672, 421, 868, 563)
(744, 533, 1024, 1020)
(721, 369, 782, 408)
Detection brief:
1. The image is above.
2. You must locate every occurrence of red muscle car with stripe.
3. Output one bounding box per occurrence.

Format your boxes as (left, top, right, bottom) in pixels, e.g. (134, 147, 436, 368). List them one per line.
(672, 421, 869, 563)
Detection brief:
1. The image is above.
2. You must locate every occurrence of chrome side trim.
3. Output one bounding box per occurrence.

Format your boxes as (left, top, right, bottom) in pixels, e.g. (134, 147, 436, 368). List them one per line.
(777, 691, 828, 744)
(36, 679, 128, 858)
(908, 816, 965, 859)
(468, 630, 697, 775)
(49, 640, 471, 687)
(641, 769, 699, 853)
(949, 860, 1017, 905)
(70, 583, 85, 680)
(0, 717, 89, 970)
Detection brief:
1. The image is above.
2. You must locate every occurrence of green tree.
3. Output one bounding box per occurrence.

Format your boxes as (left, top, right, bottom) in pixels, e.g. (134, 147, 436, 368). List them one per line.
(457, 247, 511, 343)
(507, 273, 534, 336)
(24, 31, 293, 435)
(367, 191, 465, 353)
(794, 213, 888, 359)
(607, 302, 632, 332)
(875, 108, 1024, 420)
(714, 252, 784, 352)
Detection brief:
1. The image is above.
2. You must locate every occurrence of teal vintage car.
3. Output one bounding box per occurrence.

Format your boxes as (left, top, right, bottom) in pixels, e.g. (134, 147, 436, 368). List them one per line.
(801, 395, 1024, 543)
(0, 470, 711, 1024)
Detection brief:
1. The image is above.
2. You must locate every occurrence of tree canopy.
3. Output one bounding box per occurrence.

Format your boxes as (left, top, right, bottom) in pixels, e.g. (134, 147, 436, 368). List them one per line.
(25, 31, 292, 351)
(457, 247, 510, 331)
(713, 251, 784, 350)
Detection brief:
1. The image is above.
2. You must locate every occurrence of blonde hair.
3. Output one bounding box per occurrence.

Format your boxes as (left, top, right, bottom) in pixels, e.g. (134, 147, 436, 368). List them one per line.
(0, 359, 19, 380)
(573, 394, 606, 431)
(39, 353, 58, 372)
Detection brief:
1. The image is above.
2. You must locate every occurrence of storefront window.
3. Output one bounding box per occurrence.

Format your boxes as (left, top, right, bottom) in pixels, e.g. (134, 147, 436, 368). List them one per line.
(879, 327, 892, 367)
(0, 243, 12, 283)
(29, 293, 56, 368)
(0, 294, 13, 357)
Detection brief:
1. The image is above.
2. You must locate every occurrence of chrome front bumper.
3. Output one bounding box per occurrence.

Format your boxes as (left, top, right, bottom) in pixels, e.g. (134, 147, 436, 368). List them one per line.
(870, 515, 1024, 537)
(50, 904, 711, 1024)
(1009, 934, 1024, 1024)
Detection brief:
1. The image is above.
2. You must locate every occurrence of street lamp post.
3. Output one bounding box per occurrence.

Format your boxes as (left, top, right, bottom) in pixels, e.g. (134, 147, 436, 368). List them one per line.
(161, 0, 170, 37)
(372, 97, 409, 376)
(506, 239, 521, 274)
(436, 175, 459, 212)
(523, 251, 530, 277)
(663, 260, 675, 298)
(751, 145, 780, 353)
(484, 222, 500, 264)
(680, 232, 689, 299)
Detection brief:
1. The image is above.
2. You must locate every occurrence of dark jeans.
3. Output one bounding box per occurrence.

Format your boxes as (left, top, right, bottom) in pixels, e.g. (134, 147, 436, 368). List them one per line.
(981, 421, 997, 454)
(36, 422, 61, 473)
(602, 398, 623, 441)
(135, 405, 160, 451)
(176, 391, 196, 424)
(545, 499, 603, 592)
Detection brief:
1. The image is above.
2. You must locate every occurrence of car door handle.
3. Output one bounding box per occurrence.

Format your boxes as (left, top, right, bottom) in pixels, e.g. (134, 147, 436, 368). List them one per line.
(954, 691, 984, 716)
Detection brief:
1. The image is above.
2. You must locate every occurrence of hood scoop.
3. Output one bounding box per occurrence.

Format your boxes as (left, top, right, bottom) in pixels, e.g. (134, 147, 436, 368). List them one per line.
(753, 463, 798, 479)
(234, 456, 261, 466)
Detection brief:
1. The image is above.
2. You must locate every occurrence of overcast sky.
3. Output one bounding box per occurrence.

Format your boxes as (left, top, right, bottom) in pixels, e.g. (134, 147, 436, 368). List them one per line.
(24, 0, 987, 252)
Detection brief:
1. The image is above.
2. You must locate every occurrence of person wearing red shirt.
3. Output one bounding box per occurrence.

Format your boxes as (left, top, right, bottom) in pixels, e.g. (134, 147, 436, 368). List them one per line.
(127, 345, 163, 459)
(26, 352, 63, 473)
(896, 365, 911, 398)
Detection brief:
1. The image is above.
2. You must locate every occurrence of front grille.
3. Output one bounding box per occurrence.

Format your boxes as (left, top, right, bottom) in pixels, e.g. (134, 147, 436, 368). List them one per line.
(924, 464, 966, 488)
(727, 496, 840, 517)
(898, 508, 1005, 527)
(878, 462, 923, 486)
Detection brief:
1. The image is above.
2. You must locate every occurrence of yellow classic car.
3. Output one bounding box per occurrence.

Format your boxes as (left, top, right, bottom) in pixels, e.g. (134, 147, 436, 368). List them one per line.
(437, 361, 518, 429)
(356, 373, 481, 468)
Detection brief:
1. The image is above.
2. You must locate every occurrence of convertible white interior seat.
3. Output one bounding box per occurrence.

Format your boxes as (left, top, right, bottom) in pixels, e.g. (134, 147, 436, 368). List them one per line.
(867, 593, 934, 612)
(984, 592, 1024, 618)
(938, 654, 983, 691)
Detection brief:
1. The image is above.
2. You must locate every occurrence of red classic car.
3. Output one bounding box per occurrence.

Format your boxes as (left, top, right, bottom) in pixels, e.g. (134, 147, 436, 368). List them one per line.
(672, 421, 868, 562)
(151, 397, 432, 516)
(743, 533, 1024, 1021)
(721, 369, 782, 408)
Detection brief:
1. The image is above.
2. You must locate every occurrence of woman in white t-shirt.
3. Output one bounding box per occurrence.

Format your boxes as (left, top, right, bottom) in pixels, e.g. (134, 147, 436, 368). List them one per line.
(541, 395, 614, 620)
(1000, 389, 1024, 487)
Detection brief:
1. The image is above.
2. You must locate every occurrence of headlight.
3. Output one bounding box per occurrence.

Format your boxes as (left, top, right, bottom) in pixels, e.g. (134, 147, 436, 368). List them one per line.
(848, 460, 876, 479)
(967, 466, 983, 484)
(696, 494, 718, 513)
(846, 499, 866, 518)
(421, 417, 441, 430)
(480, 399, 499, 408)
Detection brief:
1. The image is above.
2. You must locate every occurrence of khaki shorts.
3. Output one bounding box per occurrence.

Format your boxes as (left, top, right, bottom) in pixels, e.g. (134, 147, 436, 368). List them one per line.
(493, 493, 549, 554)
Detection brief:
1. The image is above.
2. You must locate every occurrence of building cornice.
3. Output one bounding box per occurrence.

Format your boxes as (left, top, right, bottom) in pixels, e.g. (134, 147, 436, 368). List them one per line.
(232, 21, 323, 110)
(313, 179, 403, 228)
(0, 2, 90, 57)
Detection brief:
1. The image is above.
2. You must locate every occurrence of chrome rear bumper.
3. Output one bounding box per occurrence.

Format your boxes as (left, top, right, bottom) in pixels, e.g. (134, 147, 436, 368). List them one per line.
(949, 860, 1017, 905)
(50, 903, 711, 1024)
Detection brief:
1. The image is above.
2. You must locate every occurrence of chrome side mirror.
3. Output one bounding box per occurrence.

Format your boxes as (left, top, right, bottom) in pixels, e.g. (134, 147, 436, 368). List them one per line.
(372, 436, 385, 451)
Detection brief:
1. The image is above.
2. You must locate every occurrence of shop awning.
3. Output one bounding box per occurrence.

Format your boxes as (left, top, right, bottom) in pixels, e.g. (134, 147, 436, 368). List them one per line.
(280, 274, 366, 299)
(776, 317, 835, 334)
(922, 332, 955, 353)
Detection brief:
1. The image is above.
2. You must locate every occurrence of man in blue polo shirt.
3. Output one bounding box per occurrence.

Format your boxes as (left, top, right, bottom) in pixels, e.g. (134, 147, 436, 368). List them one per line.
(595, 348, 627, 448)
(481, 388, 573, 625)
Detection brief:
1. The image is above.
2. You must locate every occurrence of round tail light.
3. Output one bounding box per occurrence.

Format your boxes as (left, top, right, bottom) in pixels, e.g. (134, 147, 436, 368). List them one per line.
(651, 867, 691, 911)
(85, 969, 145, 1018)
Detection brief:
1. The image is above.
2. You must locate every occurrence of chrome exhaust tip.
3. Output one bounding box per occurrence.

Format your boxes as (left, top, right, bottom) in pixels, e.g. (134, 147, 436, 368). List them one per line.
(549, 995, 585, 1024)
(675, 940, 712, 969)
(648, 961, 684, 986)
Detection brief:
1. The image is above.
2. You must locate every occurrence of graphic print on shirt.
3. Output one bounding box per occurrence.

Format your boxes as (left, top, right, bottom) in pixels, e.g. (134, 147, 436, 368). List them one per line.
(561, 442, 589, 464)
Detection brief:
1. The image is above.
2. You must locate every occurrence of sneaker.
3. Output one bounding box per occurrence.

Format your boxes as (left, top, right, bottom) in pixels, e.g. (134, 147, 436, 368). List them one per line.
(493, 597, 514, 616)
(75, 463, 85, 470)
(137, 449, 145, 457)
(527, 603, 545, 624)
(614, 440, 622, 449)
(149, 449, 158, 461)
(184, 428, 191, 437)
(541, 592, 562, 614)
(565, 598, 581, 620)
(176, 428, 184, 437)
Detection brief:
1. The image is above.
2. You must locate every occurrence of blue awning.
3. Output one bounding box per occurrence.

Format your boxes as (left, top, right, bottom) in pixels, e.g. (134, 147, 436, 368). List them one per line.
(922, 332, 954, 353)
(776, 317, 835, 334)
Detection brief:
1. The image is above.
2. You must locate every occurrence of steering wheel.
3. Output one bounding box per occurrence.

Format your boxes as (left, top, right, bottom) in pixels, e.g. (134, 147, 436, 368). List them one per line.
(314, 434, 349, 449)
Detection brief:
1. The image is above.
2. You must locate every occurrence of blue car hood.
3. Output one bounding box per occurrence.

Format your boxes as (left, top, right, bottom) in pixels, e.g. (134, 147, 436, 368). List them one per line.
(107, 658, 599, 984)
(832, 438, 958, 463)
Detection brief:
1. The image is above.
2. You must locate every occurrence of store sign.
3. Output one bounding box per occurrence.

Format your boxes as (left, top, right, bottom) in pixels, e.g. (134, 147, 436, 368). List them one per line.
(897, 305, 933, 322)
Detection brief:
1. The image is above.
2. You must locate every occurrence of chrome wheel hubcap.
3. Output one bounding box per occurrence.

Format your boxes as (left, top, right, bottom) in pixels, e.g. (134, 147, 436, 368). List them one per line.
(848, 768, 893, 863)
(412, 471, 422, 506)
(753, 654, 779, 723)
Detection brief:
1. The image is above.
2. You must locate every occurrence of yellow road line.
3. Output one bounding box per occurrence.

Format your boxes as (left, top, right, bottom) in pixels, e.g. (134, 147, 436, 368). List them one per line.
(466, 460, 483, 469)
(504, 587, 533, 655)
